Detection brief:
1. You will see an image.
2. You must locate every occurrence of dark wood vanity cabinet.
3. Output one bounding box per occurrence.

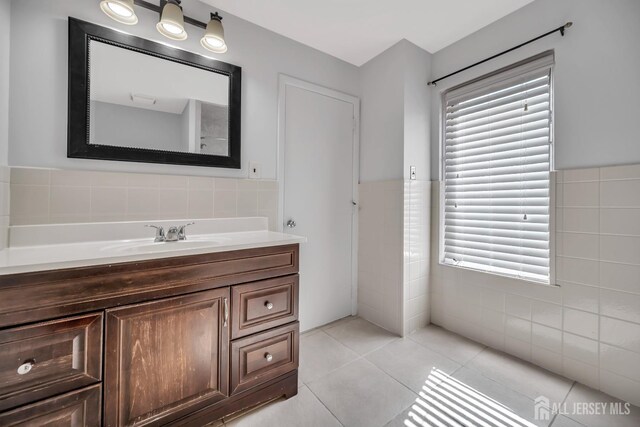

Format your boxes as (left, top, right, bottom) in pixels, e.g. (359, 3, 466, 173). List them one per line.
(104, 289, 230, 427)
(0, 244, 300, 426)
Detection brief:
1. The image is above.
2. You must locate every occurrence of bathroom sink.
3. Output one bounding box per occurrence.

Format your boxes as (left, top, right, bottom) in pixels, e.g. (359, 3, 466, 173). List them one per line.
(103, 237, 230, 254)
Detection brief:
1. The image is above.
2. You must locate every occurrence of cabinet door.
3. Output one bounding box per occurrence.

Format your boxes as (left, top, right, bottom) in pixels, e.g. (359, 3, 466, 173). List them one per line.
(104, 288, 230, 427)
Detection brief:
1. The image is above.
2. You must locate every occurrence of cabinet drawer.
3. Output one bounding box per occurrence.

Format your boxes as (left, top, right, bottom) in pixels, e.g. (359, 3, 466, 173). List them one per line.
(230, 322, 299, 395)
(0, 384, 101, 426)
(231, 275, 298, 339)
(0, 313, 102, 412)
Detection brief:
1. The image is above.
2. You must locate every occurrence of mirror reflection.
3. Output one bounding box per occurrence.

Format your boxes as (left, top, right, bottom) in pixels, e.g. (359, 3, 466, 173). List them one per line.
(88, 40, 230, 156)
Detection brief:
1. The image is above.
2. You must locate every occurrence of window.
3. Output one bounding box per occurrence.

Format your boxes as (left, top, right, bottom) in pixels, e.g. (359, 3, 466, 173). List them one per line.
(441, 52, 554, 283)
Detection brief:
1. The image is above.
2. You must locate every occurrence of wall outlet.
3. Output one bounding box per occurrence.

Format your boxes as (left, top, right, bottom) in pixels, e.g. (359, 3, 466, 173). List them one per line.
(249, 161, 261, 179)
(410, 166, 416, 180)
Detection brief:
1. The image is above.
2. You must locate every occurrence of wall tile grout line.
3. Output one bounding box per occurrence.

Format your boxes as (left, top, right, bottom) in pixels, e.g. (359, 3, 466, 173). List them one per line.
(429, 163, 640, 404)
(8, 167, 279, 230)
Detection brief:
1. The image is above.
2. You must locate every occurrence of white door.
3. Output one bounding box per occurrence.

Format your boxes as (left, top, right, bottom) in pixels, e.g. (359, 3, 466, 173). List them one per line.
(279, 77, 359, 332)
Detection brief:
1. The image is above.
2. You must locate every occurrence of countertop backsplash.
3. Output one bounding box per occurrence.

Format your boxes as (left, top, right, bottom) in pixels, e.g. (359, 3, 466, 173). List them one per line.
(8, 167, 279, 231)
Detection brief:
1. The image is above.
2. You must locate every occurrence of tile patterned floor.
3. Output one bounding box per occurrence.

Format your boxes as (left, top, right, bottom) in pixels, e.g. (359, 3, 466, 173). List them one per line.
(223, 317, 640, 427)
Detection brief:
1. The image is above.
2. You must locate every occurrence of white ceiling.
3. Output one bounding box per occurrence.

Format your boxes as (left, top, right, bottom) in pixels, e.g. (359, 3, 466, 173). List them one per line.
(202, 0, 535, 66)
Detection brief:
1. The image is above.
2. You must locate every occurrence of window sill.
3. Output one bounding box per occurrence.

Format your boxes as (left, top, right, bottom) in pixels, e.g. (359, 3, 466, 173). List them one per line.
(438, 260, 560, 288)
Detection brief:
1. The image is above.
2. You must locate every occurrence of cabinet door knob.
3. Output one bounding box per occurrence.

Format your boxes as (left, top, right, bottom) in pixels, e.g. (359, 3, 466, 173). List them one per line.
(264, 353, 273, 362)
(17, 359, 35, 375)
(265, 301, 274, 310)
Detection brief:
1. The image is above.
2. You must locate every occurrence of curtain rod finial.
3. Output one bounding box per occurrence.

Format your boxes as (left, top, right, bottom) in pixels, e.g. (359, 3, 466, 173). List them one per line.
(565, 21, 573, 28)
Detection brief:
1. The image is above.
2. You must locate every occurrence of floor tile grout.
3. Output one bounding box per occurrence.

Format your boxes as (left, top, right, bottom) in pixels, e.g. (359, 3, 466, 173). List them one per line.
(301, 329, 374, 387)
(403, 328, 588, 426)
(304, 384, 346, 427)
(238, 320, 635, 427)
(406, 330, 486, 367)
(306, 320, 419, 427)
(305, 352, 415, 427)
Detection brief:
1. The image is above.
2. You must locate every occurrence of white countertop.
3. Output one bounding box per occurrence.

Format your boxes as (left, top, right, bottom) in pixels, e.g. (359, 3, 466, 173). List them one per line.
(0, 218, 306, 275)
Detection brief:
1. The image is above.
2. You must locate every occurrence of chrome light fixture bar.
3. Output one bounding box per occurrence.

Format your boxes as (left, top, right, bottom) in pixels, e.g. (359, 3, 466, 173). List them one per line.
(99, 0, 228, 52)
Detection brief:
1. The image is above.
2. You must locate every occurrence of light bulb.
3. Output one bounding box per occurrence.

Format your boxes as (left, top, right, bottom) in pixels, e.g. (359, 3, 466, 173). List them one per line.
(160, 22, 183, 35)
(204, 36, 224, 48)
(156, 0, 188, 41)
(99, 0, 138, 25)
(200, 12, 227, 53)
(107, 2, 132, 17)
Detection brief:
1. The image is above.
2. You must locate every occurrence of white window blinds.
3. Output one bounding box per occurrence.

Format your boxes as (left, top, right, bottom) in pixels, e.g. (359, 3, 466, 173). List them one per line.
(442, 53, 553, 283)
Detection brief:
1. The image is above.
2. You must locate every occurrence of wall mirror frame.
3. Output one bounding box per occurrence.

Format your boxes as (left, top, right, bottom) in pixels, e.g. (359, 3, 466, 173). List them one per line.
(68, 17, 242, 168)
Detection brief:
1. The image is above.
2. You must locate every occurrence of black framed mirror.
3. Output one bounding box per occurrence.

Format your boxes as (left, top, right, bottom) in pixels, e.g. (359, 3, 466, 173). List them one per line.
(68, 17, 241, 168)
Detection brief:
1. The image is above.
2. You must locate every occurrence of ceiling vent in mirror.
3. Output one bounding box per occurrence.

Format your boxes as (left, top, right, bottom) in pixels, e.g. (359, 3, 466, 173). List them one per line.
(99, 0, 228, 52)
(130, 93, 157, 105)
(100, 0, 138, 25)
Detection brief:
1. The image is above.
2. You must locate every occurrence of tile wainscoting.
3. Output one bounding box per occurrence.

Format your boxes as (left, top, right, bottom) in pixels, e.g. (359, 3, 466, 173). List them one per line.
(358, 179, 431, 336)
(358, 180, 404, 335)
(9, 168, 279, 230)
(403, 180, 430, 335)
(430, 164, 640, 406)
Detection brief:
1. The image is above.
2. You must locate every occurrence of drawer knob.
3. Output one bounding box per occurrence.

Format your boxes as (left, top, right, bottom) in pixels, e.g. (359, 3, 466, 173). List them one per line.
(17, 359, 35, 375)
(265, 301, 274, 310)
(265, 353, 273, 362)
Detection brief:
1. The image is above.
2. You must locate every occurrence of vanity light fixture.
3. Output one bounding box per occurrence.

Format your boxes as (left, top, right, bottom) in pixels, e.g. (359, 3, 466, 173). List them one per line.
(156, 0, 188, 41)
(200, 12, 227, 53)
(99, 0, 138, 25)
(99, 0, 228, 52)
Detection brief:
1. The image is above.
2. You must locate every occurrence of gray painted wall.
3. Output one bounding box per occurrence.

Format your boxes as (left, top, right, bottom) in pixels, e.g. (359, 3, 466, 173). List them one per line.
(360, 40, 432, 182)
(430, 0, 640, 179)
(8, 0, 360, 179)
(0, 0, 9, 166)
(359, 41, 405, 182)
(92, 101, 188, 152)
(402, 41, 432, 182)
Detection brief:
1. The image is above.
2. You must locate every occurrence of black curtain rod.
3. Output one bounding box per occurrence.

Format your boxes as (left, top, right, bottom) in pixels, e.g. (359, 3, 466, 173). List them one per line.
(427, 22, 573, 86)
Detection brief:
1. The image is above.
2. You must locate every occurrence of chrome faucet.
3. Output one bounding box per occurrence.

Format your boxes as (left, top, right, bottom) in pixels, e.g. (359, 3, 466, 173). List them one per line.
(165, 226, 180, 242)
(146, 222, 195, 242)
(145, 225, 165, 242)
(178, 222, 195, 240)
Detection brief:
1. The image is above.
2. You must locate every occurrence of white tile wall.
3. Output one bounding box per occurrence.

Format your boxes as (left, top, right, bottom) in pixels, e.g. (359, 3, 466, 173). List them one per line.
(9, 168, 279, 230)
(0, 165, 9, 249)
(403, 180, 430, 335)
(430, 164, 640, 406)
(358, 179, 431, 337)
(357, 180, 404, 335)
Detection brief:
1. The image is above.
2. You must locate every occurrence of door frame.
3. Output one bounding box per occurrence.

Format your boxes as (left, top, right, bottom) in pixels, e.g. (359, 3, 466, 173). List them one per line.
(277, 74, 360, 316)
